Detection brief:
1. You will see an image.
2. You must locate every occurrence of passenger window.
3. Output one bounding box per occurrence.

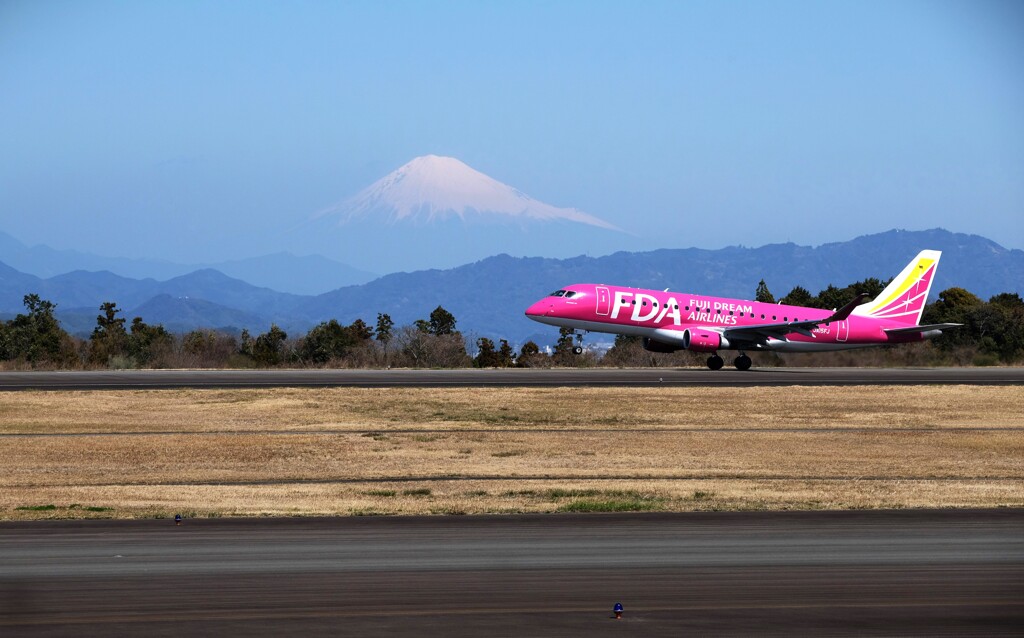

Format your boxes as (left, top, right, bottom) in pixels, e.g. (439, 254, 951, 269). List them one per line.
(772, 315, 776, 320)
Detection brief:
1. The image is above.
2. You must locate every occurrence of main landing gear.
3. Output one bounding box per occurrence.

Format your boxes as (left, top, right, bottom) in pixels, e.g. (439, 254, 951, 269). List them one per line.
(706, 353, 752, 371)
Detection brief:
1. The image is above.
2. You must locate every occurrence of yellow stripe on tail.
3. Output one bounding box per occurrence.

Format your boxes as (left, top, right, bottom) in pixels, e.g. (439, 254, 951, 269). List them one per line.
(851, 250, 941, 325)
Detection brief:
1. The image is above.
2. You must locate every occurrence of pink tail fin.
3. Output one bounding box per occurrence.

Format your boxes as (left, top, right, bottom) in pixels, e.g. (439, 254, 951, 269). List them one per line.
(851, 250, 941, 326)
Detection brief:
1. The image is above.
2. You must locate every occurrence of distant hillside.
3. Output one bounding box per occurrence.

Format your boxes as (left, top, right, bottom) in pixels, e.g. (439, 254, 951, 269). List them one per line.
(0, 231, 374, 293)
(127, 295, 270, 334)
(2, 229, 1022, 343)
(0, 267, 304, 317)
(304, 229, 1024, 343)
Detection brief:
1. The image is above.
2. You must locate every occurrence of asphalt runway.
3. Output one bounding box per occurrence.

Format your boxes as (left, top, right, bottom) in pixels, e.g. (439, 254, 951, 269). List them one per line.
(0, 366, 1021, 390)
(1, 510, 1021, 637)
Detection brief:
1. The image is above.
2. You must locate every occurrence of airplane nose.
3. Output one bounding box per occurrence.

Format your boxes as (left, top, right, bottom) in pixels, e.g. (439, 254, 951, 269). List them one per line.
(524, 300, 550, 318)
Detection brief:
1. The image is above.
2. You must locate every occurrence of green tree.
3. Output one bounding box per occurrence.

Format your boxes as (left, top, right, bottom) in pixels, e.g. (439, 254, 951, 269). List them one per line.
(754, 279, 775, 304)
(473, 337, 499, 368)
(239, 328, 253, 357)
(89, 301, 129, 365)
(183, 330, 215, 356)
(497, 339, 515, 367)
(473, 337, 514, 368)
(395, 324, 469, 368)
(815, 285, 848, 311)
(1, 294, 77, 364)
(349, 318, 374, 341)
(375, 313, 395, 365)
(985, 293, 1024, 362)
(298, 320, 346, 363)
(600, 334, 653, 367)
(989, 292, 1024, 310)
(817, 278, 890, 311)
(922, 287, 983, 353)
(551, 327, 579, 365)
(298, 319, 362, 364)
(779, 286, 816, 308)
(516, 340, 546, 368)
(252, 324, 288, 366)
(181, 330, 239, 367)
(127, 317, 172, 365)
(929, 287, 983, 317)
(520, 341, 540, 357)
(375, 313, 394, 344)
(428, 306, 458, 336)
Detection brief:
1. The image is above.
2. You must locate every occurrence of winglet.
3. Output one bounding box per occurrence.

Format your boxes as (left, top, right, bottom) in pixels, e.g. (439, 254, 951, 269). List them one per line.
(826, 292, 871, 322)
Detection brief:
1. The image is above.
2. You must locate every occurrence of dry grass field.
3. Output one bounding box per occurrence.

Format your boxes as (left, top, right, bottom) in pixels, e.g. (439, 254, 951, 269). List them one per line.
(1, 386, 1021, 519)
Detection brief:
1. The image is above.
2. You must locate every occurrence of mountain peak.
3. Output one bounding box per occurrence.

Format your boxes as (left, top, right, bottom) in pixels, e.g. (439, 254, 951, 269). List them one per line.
(318, 155, 621, 231)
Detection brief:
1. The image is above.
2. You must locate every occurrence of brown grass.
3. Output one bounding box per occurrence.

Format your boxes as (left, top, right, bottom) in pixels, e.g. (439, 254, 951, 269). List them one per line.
(0, 386, 1021, 519)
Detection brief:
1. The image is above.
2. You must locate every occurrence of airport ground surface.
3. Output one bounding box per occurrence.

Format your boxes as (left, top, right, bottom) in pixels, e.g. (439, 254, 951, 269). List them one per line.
(2, 369, 1021, 635)
(0, 365, 1022, 390)
(1, 510, 1022, 636)
(2, 384, 1021, 517)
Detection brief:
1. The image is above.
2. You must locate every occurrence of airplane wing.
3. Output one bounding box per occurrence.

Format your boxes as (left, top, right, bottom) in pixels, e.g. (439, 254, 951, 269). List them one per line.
(721, 293, 872, 345)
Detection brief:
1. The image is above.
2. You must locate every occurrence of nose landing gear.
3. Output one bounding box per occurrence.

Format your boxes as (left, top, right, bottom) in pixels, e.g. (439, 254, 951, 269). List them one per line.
(573, 331, 585, 355)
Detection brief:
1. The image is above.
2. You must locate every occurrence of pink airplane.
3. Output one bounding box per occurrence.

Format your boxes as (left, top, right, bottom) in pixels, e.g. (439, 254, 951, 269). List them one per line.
(525, 250, 961, 370)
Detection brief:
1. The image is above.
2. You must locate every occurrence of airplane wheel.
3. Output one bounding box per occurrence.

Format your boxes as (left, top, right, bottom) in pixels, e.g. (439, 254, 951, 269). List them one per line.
(573, 346, 583, 355)
(707, 355, 724, 370)
(734, 355, 752, 371)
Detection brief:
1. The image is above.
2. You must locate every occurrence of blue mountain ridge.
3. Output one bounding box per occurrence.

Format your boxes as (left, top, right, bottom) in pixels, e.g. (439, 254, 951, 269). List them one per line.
(0, 229, 1020, 344)
(0, 231, 375, 294)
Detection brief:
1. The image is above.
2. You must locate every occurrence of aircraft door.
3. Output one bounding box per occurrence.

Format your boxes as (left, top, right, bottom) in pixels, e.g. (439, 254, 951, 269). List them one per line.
(596, 286, 610, 316)
(837, 320, 849, 342)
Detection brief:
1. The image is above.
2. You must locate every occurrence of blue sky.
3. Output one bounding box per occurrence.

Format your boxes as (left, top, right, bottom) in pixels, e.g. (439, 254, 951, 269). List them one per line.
(1, 0, 1021, 265)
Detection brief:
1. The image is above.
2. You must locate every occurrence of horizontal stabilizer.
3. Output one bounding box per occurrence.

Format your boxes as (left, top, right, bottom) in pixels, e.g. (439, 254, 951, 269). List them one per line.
(884, 323, 962, 335)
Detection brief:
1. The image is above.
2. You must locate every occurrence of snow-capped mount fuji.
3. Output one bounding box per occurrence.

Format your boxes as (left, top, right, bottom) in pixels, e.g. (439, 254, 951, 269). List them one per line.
(318, 155, 621, 231)
(299, 155, 640, 273)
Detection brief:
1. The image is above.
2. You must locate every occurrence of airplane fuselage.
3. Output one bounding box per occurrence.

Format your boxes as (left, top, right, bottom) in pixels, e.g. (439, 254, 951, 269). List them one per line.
(525, 284, 932, 353)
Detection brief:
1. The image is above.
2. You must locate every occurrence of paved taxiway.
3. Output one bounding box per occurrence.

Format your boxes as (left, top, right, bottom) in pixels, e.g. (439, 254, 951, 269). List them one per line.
(1, 366, 1021, 390)
(1, 510, 1021, 636)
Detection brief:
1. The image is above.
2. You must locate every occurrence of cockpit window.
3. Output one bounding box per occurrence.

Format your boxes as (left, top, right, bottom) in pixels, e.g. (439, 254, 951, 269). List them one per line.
(550, 290, 567, 297)
(564, 291, 577, 298)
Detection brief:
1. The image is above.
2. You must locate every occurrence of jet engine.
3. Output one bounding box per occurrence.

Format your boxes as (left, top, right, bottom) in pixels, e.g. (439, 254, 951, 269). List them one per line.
(682, 329, 729, 352)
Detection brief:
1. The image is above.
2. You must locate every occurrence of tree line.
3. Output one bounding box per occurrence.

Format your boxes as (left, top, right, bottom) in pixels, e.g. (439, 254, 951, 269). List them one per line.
(749, 278, 1024, 366)
(1, 280, 1022, 370)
